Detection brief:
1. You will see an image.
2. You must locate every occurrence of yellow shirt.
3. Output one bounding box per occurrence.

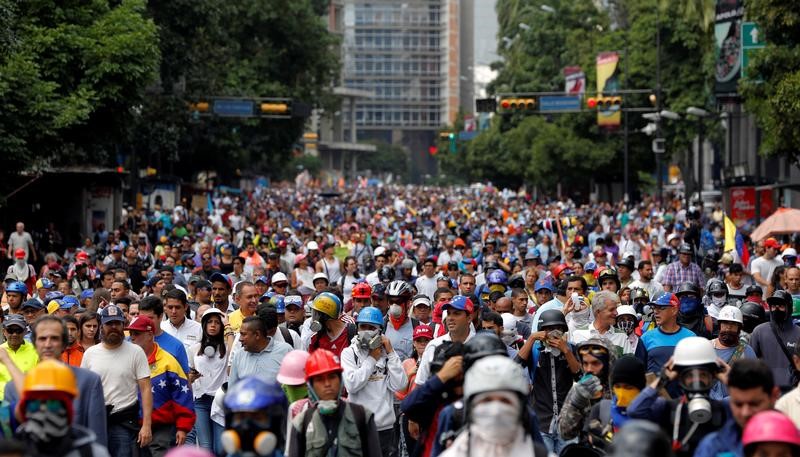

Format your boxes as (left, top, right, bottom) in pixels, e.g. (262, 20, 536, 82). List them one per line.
(228, 309, 244, 333)
(0, 341, 39, 400)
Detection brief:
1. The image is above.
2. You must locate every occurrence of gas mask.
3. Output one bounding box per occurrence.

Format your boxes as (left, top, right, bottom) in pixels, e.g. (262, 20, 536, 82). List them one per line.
(21, 399, 70, 445)
(710, 295, 726, 307)
(616, 317, 636, 335)
(358, 329, 382, 351)
(679, 296, 701, 315)
(388, 304, 404, 318)
(309, 310, 330, 333)
(679, 367, 716, 423)
(221, 417, 279, 457)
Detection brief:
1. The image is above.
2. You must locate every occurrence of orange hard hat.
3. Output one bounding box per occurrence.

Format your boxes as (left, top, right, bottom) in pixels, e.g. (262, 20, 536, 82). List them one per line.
(305, 349, 343, 381)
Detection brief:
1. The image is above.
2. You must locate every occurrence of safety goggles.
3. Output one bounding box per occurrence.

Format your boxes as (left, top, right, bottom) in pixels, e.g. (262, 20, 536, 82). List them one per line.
(578, 345, 609, 358)
(25, 399, 66, 414)
(678, 367, 715, 393)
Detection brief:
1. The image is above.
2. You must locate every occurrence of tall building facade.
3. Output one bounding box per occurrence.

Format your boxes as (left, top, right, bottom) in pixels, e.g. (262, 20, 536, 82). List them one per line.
(340, 0, 473, 179)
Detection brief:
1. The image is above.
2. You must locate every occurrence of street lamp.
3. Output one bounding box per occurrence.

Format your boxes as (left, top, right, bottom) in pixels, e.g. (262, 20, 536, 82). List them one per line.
(686, 106, 712, 205)
(518, 22, 531, 31)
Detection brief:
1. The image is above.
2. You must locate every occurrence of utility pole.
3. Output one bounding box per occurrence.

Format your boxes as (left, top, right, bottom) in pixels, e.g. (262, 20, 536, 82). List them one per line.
(655, 6, 663, 204)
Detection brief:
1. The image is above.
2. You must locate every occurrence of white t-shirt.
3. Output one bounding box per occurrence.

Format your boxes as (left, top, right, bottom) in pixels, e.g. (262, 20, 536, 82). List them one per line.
(81, 341, 150, 412)
(188, 343, 230, 398)
(751, 256, 783, 295)
(415, 275, 438, 301)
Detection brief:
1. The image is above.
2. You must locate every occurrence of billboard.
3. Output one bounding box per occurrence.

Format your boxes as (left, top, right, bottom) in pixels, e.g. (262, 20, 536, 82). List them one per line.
(714, 0, 744, 95)
(596, 52, 621, 128)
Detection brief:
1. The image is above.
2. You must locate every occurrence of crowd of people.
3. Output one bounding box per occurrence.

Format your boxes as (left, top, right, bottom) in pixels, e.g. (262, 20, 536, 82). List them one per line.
(1, 183, 800, 457)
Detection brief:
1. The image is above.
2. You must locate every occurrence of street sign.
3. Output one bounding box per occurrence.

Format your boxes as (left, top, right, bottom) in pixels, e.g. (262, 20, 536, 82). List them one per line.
(741, 22, 765, 78)
(538, 95, 582, 112)
(213, 100, 255, 117)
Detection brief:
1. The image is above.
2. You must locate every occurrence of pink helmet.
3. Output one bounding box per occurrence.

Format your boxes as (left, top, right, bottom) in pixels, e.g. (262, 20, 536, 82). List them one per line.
(165, 447, 214, 457)
(742, 410, 800, 449)
(276, 350, 310, 386)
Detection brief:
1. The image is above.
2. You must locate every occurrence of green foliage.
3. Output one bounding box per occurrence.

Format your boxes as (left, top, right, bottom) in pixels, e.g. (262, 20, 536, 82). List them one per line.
(0, 0, 160, 185)
(449, 0, 714, 195)
(740, 0, 800, 162)
(360, 141, 411, 178)
(285, 154, 322, 180)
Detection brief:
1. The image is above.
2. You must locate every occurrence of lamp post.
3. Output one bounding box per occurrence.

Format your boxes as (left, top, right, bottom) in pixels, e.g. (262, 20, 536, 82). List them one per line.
(686, 107, 710, 206)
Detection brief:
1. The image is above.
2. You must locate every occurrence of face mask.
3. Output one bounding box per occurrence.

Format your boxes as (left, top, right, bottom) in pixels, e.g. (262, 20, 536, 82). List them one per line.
(718, 330, 740, 347)
(616, 319, 636, 335)
(388, 304, 404, 318)
(357, 330, 382, 351)
(687, 394, 712, 423)
(613, 386, 640, 408)
(772, 309, 788, 323)
(221, 418, 277, 457)
(711, 296, 726, 306)
(282, 384, 308, 403)
(679, 296, 701, 314)
(317, 399, 339, 415)
(309, 310, 329, 333)
(470, 400, 520, 444)
(501, 330, 516, 347)
(21, 407, 70, 445)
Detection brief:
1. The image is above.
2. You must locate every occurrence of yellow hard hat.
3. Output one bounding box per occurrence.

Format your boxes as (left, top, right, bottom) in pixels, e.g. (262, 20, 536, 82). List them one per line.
(47, 300, 60, 315)
(23, 360, 78, 398)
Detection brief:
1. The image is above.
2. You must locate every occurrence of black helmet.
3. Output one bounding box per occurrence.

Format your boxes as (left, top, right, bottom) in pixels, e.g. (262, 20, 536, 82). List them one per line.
(706, 279, 727, 296)
(741, 301, 767, 334)
(675, 282, 701, 297)
(598, 268, 620, 289)
(678, 244, 693, 255)
(508, 273, 525, 290)
(608, 420, 674, 457)
(463, 333, 508, 371)
(767, 290, 793, 308)
(430, 341, 464, 375)
(630, 287, 650, 302)
(617, 258, 635, 271)
(378, 266, 395, 283)
(538, 309, 568, 330)
(746, 284, 763, 297)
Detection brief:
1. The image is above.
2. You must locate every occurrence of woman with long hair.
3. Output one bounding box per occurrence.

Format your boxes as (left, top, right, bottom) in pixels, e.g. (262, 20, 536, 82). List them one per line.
(79, 312, 101, 351)
(340, 255, 361, 304)
(187, 308, 234, 454)
(291, 254, 315, 297)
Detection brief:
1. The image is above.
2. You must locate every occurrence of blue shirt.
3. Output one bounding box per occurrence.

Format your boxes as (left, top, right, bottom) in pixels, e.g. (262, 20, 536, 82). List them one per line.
(694, 416, 743, 457)
(155, 331, 190, 374)
(640, 326, 696, 374)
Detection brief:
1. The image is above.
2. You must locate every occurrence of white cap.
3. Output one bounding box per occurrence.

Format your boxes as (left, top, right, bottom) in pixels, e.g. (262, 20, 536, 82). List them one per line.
(784, 248, 798, 257)
(307, 241, 319, 251)
(374, 246, 387, 257)
(313, 272, 329, 283)
(667, 233, 679, 243)
(271, 272, 288, 284)
(412, 295, 432, 308)
(616, 305, 637, 318)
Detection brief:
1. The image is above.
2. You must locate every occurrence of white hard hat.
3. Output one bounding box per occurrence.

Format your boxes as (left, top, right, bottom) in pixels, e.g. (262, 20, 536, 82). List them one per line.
(784, 248, 798, 257)
(673, 336, 717, 368)
(463, 355, 528, 401)
(374, 246, 387, 257)
(616, 305, 637, 318)
(313, 272, 329, 283)
(717, 306, 743, 325)
(271, 272, 288, 284)
(307, 241, 319, 251)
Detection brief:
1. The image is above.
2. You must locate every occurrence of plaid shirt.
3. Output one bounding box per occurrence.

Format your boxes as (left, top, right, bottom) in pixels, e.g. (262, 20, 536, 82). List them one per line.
(661, 260, 705, 289)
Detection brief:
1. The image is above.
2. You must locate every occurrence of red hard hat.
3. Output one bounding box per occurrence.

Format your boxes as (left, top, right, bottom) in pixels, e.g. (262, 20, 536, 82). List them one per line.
(352, 281, 372, 299)
(305, 349, 343, 381)
(552, 263, 569, 278)
(743, 410, 800, 449)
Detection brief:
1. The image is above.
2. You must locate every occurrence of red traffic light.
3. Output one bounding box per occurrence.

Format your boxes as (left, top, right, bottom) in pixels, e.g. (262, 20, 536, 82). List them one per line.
(586, 97, 597, 109)
(500, 99, 511, 110)
(428, 146, 438, 156)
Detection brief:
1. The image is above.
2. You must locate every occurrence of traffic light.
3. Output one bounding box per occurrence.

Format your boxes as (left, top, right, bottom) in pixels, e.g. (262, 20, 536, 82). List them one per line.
(260, 102, 290, 116)
(189, 101, 210, 120)
(475, 98, 498, 113)
(439, 132, 457, 154)
(585, 96, 622, 110)
(428, 145, 438, 156)
(499, 98, 537, 112)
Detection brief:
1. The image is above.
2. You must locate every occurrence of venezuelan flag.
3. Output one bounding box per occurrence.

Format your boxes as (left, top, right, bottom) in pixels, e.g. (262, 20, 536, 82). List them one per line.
(724, 215, 750, 266)
(141, 345, 196, 431)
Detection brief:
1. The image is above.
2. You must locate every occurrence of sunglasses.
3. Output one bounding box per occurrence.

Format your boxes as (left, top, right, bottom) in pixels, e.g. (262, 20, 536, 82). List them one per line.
(5, 326, 25, 335)
(25, 398, 66, 414)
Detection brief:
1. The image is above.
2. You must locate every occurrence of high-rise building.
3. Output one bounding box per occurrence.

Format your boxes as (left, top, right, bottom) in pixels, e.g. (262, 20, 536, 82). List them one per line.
(337, 0, 474, 179)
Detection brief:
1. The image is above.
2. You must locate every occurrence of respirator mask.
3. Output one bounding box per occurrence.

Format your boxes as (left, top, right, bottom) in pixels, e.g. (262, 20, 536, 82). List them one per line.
(309, 310, 330, 333)
(221, 417, 279, 457)
(358, 329, 383, 351)
(679, 366, 716, 423)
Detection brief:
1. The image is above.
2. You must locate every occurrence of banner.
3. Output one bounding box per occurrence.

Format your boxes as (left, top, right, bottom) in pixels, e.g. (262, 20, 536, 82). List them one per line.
(596, 52, 621, 128)
(714, 0, 744, 95)
(729, 186, 775, 225)
(564, 66, 585, 94)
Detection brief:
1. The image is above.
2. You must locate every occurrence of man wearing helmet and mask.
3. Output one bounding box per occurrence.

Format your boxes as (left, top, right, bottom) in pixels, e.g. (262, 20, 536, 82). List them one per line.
(439, 356, 549, 457)
(384, 280, 420, 361)
(675, 282, 714, 338)
(303, 292, 356, 359)
(341, 307, 407, 457)
(705, 278, 732, 320)
(709, 306, 757, 399)
(750, 290, 800, 393)
(739, 301, 767, 343)
(615, 304, 647, 365)
(627, 337, 729, 457)
(288, 349, 382, 457)
(221, 377, 288, 457)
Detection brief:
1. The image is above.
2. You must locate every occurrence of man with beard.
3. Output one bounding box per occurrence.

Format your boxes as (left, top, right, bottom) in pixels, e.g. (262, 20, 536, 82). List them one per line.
(709, 306, 756, 399)
(750, 290, 800, 393)
(209, 272, 232, 313)
(6, 248, 37, 295)
(628, 260, 663, 300)
(81, 304, 153, 457)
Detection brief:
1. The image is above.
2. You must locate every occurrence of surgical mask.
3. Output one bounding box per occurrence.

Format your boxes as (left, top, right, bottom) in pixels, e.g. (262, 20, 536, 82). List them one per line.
(470, 401, 520, 444)
(711, 295, 726, 307)
(718, 330, 740, 347)
(388, 304, 404, 318)
(679, 296, 701, 314)
(358, 329, 382, 351)
(613, 386, 640, 408)
(21, 406, 70, 444)
(281, 384, 308, 403)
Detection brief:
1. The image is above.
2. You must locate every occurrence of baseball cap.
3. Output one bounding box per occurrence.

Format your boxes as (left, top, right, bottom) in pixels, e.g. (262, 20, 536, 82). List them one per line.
(443, 295, 474, 313)
(764, 238, 781, 249)
(14, 249, 25, 259)
(678, 244, 693, 255)
(21, 299, 44, 310)
(3, 314, 26, 329)
(307, 241, 319, 251)
(651, 292, 680, 308)
(255, 276, 269, 285)
(111, 244, 122, 252)
(36, 278, 54, 290)
(271, 272, 288, 285)
(195, 279, 212, 291)
(209, 272, 232, 288)
(45, 291, 65, 302)
(313, 272, 329, 283)
(100, 304, 126, 324)
(413, 325, 434, 341)
(80, 289, 94, 300)
(47, 300, 61, 315)
(412, 294, 432, 308)
(534, 278, 555, 293)
(126, 315, 155, 332)
(373, 246, 386, 258)
(285, 295, 303, 309)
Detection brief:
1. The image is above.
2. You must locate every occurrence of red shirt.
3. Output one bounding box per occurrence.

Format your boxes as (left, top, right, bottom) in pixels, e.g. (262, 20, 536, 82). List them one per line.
(310, 325, 353, 358)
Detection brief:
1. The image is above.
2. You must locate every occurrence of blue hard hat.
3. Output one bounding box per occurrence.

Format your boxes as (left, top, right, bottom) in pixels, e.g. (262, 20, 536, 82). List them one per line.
(6, 281, 28, 296)
(486, 269, 508, 286)
(224, 377, 287, 413)
(62, 295, 80, 308)
(356, 307, 384, 328)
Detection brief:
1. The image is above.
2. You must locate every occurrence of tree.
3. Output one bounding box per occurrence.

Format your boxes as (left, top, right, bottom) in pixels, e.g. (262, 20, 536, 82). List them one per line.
(0, 0, 160, 192)
(739, 0, 800, 163)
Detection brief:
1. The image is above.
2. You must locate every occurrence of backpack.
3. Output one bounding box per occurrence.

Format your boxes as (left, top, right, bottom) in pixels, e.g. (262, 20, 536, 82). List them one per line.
(299, 402, 370, 455)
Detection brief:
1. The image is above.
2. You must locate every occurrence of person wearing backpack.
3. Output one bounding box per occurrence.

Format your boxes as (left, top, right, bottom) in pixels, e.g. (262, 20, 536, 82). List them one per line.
(287, 349, 382, 457)
(341, 307, 408, 457)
